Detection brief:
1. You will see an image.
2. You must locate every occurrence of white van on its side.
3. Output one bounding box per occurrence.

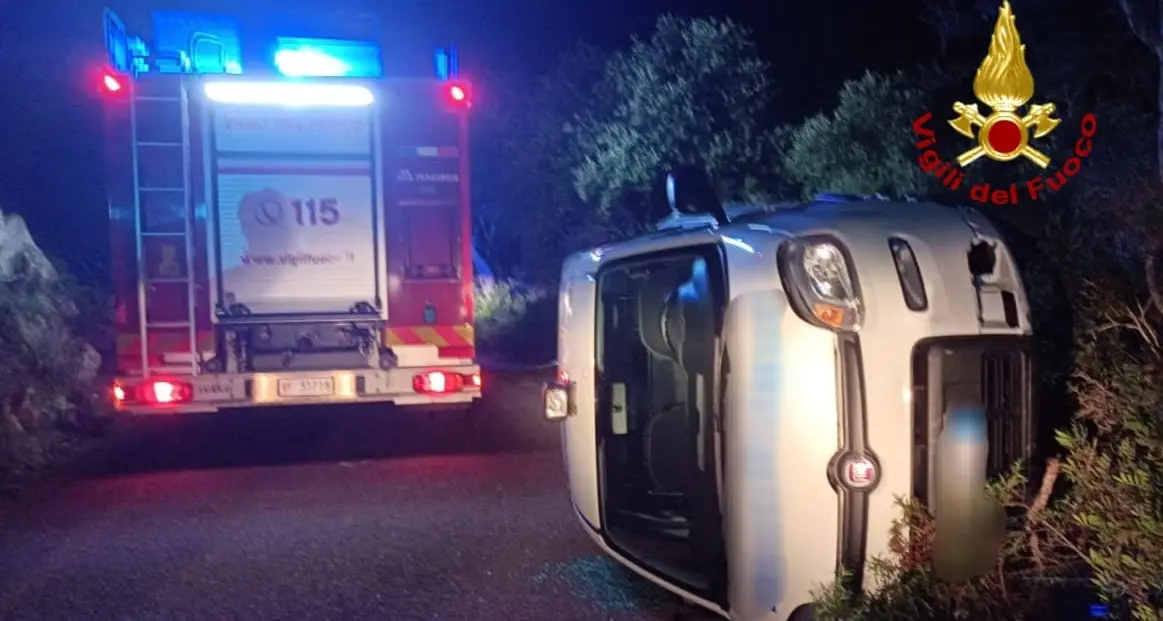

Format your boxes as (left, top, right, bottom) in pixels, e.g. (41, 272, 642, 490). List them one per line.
(542, 169, 1035, 621)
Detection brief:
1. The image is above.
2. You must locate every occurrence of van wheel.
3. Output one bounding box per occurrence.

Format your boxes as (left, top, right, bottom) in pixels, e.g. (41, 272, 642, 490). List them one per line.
(788, 603, 816, 621)
(669, 601, 720, 620)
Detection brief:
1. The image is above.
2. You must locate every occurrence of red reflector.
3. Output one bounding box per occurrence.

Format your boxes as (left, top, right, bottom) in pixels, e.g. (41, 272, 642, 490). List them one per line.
(412, 371, 465, 394)
(103, 74, 122, 92)
(436, 345, 474, 360)
(449, 85, 466, 101)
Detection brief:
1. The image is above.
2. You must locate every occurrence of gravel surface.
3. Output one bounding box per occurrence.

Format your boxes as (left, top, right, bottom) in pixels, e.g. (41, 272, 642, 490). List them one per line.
(0, 371, 715, 621)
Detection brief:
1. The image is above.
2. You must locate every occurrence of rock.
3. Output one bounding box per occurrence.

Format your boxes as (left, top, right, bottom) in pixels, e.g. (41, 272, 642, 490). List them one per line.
(78, 344, 101, 384)
(0, 210, 58, 281)
(0, 209, 102, 430)
(13, 400, 41, 430)
(1, 414, 24, 437)
(0, 210, 79, 329)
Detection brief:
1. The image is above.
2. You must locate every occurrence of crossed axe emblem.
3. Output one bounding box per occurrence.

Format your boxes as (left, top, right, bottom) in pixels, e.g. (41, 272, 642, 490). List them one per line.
(948, 101, 1060, 168)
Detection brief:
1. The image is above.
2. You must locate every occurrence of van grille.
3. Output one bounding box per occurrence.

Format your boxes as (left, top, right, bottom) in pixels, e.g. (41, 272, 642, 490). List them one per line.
(911, 337, 1034, 504)
(982, 350, 1029, 478)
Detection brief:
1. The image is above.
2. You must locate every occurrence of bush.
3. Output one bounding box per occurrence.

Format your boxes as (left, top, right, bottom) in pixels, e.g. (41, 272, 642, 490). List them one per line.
(1044, 236, 1163, 618)
(474, 279, 557, 366)
(810, 181, 1163, 620)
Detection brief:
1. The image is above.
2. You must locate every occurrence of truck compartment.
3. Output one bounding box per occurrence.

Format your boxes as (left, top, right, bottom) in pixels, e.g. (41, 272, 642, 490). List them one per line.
(382, 81, 470, 332)
(208, 102, 382, 317)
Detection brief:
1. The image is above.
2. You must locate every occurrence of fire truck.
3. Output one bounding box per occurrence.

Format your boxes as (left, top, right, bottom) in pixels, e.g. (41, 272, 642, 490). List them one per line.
(99, 8, 481, 414)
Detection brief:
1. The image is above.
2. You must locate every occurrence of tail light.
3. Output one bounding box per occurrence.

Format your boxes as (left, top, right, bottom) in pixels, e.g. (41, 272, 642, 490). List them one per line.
(543, 378, 574, 421)
(113, 380, 193, 405)
(445, 83, 470, 108)
(146, 381, 192, 404)
(94, 68, 129, 99)
(411, 371, 480, 394)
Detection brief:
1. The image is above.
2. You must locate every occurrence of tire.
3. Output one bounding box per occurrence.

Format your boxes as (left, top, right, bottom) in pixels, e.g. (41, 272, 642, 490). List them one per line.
(788, 603, 816, 621)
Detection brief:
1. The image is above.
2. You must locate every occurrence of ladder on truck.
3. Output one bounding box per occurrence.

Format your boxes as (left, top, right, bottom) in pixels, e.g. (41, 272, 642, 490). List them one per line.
(129, 72, 199, 377)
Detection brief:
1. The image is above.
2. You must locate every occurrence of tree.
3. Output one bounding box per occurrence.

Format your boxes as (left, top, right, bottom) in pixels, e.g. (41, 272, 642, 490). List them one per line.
(471, 44, 614, 285)
(781, 71, 933, 199)
(782, 0, 1153, 230)
(572, 15, 784, 227)
(777, 63, 1082, 209)
(1115, 0, 1163, 184)
(923, 0, 1157, 181)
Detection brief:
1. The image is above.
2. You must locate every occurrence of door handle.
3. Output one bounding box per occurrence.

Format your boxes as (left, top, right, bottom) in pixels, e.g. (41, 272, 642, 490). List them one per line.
(611, 382, 628, 435)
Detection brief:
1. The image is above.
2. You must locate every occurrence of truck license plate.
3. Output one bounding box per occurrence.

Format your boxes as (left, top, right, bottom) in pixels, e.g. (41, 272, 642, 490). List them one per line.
(278, 377, 335, 397)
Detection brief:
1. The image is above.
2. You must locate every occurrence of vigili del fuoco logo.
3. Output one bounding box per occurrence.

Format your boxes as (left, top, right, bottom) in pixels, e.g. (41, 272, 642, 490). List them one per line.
(911, 1, 1097, 205)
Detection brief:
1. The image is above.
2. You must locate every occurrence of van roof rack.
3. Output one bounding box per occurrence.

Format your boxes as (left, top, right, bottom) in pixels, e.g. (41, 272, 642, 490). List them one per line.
(654, 201, 799, 231)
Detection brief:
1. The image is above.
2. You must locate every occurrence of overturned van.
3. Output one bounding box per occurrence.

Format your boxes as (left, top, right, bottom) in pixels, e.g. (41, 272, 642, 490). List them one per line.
(542, 169, 1035, 621)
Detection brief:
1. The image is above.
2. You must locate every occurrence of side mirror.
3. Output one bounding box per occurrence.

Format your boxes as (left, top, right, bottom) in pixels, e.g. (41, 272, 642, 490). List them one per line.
(664, 165, 729, 225)
(542, 378, 575, 421)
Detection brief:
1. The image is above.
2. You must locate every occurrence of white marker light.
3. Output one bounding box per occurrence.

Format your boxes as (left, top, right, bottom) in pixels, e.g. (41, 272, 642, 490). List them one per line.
(274, 48, 351, 77)
(203, 81, 374, 107)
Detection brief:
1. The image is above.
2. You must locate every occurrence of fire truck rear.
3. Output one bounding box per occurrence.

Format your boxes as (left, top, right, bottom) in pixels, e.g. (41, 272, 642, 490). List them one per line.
(100, 9, 481, 413)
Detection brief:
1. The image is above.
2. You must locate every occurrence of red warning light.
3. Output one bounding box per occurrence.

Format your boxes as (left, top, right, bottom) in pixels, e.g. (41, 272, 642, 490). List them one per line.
(449, 85, 466, 101)
(103, 74, 123, 93)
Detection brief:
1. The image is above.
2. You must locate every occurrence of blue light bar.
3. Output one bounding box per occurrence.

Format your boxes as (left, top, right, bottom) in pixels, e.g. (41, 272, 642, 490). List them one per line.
(434, 48, 450, 80)
(274, 37, 382, 78)
(151, 11, 243, 74)
(103, 9, 130, 73)
(275, 48, 351, 77)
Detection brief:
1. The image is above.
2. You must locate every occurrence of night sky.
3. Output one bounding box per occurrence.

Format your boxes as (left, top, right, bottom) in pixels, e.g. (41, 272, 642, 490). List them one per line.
(0, 0, 928, 277)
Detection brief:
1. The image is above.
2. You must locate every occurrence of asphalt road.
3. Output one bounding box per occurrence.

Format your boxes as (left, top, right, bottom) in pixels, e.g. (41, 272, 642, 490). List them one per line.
(0, 371, 712, 621)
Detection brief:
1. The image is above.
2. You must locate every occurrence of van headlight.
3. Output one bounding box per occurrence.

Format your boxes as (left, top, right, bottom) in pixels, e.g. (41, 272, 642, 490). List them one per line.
(778, 236, 863, 331)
